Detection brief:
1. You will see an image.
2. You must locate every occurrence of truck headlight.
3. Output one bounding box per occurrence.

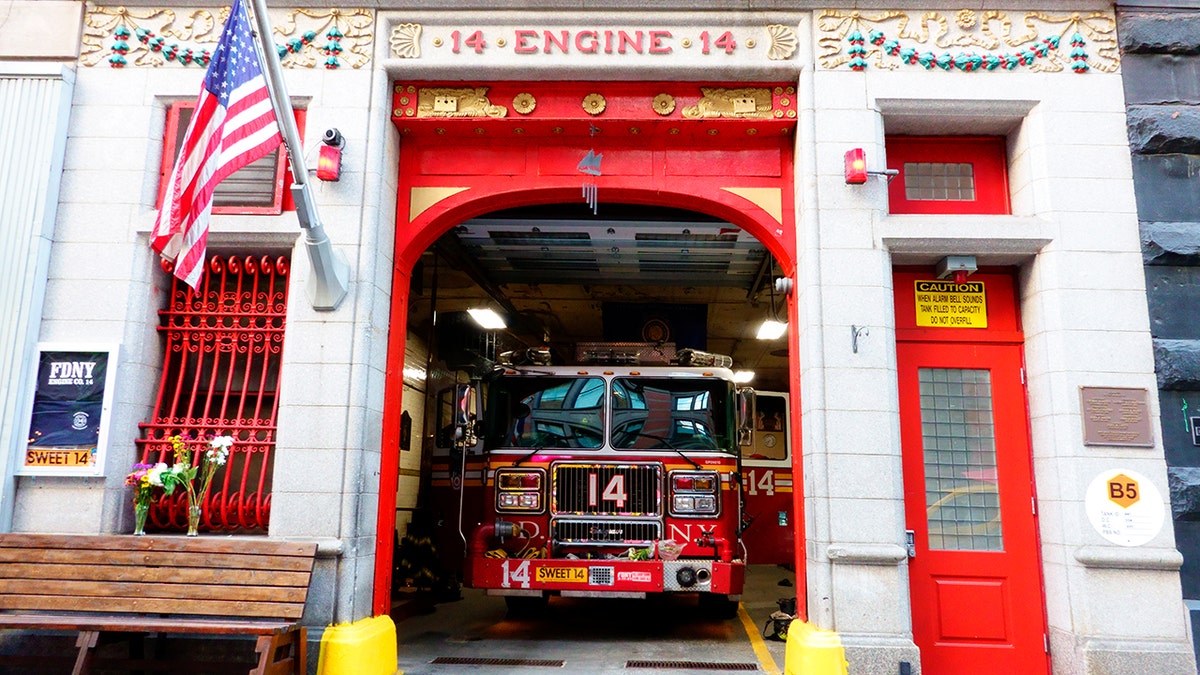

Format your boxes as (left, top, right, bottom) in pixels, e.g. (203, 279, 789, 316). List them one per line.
(495, 468, 544, 513)
(669, 470, 719, 516)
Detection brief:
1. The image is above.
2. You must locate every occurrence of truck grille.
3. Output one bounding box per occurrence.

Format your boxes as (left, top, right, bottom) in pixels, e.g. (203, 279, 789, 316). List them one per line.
(553, 519, 660, 545)
(553, 463, 661, 516)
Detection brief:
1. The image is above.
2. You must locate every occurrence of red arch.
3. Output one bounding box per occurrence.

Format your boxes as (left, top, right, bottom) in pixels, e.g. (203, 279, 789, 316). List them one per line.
(374, 106, 799, 615)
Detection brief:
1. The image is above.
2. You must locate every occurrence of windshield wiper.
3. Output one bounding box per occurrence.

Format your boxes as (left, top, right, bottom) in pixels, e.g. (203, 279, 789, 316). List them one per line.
(625, 432, 701, 470)
(513, 444, 544, 468)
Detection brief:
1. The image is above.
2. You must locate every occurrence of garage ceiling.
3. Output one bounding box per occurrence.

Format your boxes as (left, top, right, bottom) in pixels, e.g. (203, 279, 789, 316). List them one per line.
(411, 203, 791, 392)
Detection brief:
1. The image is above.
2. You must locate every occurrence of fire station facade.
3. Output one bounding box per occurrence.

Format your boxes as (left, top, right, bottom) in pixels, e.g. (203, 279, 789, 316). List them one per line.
(2, 1, 1196, 673)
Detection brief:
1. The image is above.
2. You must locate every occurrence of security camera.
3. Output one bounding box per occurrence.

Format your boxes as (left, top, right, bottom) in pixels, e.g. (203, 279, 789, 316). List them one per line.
(322, 128, 344, 148)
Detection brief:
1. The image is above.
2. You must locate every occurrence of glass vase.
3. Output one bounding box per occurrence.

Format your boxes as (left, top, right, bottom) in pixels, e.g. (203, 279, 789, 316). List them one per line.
(186, 504, 202, 536)
(133, 503, 149, 536)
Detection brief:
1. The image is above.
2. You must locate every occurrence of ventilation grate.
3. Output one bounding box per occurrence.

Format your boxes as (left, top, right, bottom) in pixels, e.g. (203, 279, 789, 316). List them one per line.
(626, 661, 758, 671)
(432, 657, 565, 667)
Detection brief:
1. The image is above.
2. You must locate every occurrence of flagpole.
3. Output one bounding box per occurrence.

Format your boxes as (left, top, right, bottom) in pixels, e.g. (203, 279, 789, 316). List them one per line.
(246, 0, 350, 311)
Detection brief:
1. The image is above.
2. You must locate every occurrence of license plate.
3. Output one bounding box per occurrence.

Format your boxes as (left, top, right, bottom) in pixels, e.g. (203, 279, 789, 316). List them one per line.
(535, 566, 588, 583)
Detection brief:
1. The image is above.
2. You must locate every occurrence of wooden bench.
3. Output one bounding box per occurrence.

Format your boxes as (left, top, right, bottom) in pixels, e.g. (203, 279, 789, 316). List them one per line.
(0, 533, 318, 675)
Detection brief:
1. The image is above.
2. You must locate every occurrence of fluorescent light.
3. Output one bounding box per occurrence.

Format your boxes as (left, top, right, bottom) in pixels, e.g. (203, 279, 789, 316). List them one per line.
(467, 308, 506, 329)
(733, 370, 755, 383)
(756, 320, 787, 340)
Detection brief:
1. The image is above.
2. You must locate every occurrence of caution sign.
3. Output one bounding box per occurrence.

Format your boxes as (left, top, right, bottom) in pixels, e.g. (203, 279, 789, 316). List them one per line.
(914, 280, 987, 328)
(1085, 469, 1164, 547)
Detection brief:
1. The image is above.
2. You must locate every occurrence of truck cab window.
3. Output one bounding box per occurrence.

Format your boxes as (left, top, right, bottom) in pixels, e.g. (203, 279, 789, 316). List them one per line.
(611, 378, 733, 452)
(488, 377, 604, 449)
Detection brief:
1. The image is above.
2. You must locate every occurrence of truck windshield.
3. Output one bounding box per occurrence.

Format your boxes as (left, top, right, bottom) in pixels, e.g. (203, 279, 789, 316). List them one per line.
(485, 375, 736, 453)
(487, 376, 606, 449)
(610, 377, 734, 453)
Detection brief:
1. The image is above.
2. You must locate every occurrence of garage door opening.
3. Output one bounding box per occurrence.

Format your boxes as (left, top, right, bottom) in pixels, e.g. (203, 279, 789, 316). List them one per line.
(376, 81, 800, 618)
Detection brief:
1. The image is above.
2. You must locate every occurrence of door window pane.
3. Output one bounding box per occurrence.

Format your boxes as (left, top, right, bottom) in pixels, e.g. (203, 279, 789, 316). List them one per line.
(919, 368, 1003, 551)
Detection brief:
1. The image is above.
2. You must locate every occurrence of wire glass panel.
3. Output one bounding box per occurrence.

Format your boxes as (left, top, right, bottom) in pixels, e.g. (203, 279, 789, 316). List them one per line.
(919, 367, 1003, 551)
(904, 162, 976, 201)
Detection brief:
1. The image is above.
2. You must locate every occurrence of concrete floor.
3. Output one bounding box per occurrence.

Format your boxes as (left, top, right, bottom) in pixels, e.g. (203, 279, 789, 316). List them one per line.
(393, 564, 796, 674)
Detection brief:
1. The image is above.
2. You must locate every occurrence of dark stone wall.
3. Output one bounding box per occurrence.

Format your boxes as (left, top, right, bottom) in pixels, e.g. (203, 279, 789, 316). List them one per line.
(1121, 4, 1200, 610)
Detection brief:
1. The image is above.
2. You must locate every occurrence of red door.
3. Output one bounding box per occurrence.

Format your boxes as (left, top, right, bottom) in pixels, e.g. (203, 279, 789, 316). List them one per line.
(897, 341, 1048, 675)
(741, 391, 794, 565)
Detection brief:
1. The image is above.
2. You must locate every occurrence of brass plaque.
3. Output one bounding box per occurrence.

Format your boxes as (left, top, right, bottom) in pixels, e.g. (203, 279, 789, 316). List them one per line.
(1080, 387, 1154, 447)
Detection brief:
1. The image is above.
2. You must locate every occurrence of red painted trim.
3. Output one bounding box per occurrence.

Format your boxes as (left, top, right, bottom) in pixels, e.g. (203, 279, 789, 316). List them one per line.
(886, 136, 1009, 215)
(787, 289, 806, 621)
(373, 267, 410, 616)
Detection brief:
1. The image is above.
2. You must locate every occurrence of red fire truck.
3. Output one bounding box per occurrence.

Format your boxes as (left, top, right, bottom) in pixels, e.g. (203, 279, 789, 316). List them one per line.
(432, 342, 755, 616)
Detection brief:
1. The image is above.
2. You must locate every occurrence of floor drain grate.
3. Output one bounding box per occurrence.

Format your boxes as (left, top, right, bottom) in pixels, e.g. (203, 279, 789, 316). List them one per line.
(431, 657, 565, 667)
(626, 661, 759, 671)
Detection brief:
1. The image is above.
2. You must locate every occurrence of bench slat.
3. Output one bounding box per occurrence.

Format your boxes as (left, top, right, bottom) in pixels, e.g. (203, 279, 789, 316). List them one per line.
(0, 594, 306, 620)
(0, 547, 315, 572)
(0, 534, 317, 557)
(0, 562, 311, 587)
(0, 613, 295, 635)
(0, 579, 308, 604)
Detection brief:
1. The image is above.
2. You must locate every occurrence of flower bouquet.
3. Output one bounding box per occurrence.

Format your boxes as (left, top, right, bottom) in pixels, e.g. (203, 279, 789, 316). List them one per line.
(124, 462, 176, 535)
(165, 434, 233, 536)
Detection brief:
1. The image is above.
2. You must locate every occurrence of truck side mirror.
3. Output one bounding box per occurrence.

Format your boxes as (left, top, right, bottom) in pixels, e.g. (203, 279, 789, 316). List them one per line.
(454, 383, 478, 448)
(737, 388, 755, 447)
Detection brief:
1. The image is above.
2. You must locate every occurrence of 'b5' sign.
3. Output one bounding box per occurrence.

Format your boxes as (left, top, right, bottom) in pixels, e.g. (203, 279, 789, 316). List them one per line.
(1107, 474, 1140, 509)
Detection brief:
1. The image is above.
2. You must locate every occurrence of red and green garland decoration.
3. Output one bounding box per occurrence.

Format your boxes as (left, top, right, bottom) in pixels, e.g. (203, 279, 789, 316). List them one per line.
(107, 24, 347, 69)
(845, 29, 1091, 73)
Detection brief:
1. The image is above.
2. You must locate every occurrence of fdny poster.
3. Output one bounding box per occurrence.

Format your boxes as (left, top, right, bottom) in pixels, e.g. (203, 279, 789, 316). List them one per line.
(22, 344, 118, 476)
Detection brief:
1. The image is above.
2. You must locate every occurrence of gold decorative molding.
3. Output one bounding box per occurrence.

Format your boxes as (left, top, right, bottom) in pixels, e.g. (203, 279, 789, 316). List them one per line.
(390, 22, 421, 58)
(417, 87, 507, 118)
(410, 187, 470, 222)
(682, 88, 773, 119)
(721, 187, 783, 226)
(80, 3, 373, 68)
(816, 9, 1118, 73)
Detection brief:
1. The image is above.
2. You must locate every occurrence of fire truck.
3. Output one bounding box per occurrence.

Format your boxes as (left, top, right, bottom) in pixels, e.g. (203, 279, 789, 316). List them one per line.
(430, 341, 755, 616)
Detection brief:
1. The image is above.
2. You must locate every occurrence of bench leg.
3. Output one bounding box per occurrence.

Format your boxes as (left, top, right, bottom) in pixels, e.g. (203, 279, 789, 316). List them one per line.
(252, 626, 307, 675)
(72, 631, 100, 675)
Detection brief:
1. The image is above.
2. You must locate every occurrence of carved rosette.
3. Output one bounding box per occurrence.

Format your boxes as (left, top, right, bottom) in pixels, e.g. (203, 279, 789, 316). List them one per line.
(390, 23, 421, 59)
(582, 93, 607, 116)
(417, 87, 508, 118)
(815, 9, 1119, 73)
(766, 24, 798, 61)
(681, 88, 773, 119)
(513, 93, 537, 115)
(79, 3, 373, 68)
(652, 93, 676, 116)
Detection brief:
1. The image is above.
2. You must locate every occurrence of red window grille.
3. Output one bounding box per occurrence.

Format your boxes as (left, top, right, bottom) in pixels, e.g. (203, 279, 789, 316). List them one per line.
(886, 136, 1010, 215)
(137, 255, 290, 533)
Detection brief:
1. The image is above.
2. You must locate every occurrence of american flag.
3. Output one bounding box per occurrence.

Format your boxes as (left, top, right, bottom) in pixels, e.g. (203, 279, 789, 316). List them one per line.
(151, 0, 282, 290)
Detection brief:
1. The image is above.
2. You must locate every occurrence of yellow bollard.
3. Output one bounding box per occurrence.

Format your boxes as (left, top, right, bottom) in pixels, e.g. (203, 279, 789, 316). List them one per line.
(316, 614, 400, 675)
(784, 620, 849, 675)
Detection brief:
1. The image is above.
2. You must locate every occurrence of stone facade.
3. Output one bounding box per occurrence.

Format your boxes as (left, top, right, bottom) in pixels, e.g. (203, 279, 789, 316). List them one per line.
(0, 1, 1197, 673)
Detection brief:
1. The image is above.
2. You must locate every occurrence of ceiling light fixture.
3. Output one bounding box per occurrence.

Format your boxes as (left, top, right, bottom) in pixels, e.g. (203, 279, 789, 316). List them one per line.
(756, 264, 789, 341)
(756, 321, 787, 340)
(467, 308, 506, 330)
(733, 370, 756, 383)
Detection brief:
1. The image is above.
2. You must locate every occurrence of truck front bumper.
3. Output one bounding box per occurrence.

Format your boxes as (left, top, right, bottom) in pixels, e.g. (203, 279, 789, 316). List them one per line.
(467, 557, 744, 597)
